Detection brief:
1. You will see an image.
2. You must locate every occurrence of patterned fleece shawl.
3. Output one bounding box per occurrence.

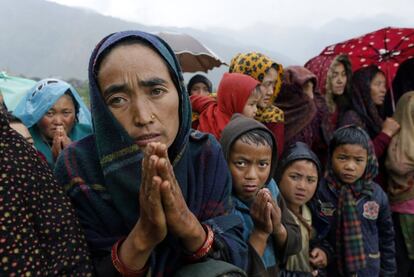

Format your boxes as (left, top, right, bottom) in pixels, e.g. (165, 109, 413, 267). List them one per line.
(326, 125, 378, 275)
(190, 72, 259, 140)
(385, 91, 414, 203)
(54, 31, 247, 276)
(229, 52, 284, 123)
(0, 107, 93, 275)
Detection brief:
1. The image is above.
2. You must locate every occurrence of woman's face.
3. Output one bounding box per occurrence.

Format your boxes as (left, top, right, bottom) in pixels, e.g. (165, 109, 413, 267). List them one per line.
(37, 94, 76, 140)
(190, 82, 210, 96)
(370, 72, 387, 106)
(259, 67, 278, 108)
(97, 43, 180, 149)
(330, 63, 347, 95)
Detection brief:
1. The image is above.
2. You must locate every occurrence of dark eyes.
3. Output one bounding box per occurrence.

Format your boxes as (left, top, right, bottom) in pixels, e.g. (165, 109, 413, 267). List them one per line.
(235, 161, 246, 167)
(258, 162, 269, 168)
(151, 87, 167, 96)
(107, 96, 127, 106)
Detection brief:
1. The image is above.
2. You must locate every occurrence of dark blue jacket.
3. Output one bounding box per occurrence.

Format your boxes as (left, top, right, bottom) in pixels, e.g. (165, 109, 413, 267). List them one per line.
(317, 179, 396, 276)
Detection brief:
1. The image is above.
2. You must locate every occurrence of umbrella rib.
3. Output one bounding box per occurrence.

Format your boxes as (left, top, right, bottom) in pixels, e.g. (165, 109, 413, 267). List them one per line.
(392, 30, 414, 51)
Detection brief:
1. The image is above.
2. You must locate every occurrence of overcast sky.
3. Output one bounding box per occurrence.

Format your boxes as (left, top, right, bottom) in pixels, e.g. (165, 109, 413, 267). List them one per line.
(48, 0, 413, 30)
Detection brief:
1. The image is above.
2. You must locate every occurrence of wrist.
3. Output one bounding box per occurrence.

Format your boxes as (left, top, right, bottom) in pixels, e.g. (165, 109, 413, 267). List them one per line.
(117, 223, 156, 271)
(381, 129, 393, 137)
(112, 237, 150, 276)
(183, 224, 214, 262)
(273, 223, 287, 245)
(180, 218, 206, 252)
(251, 228, 270, 241)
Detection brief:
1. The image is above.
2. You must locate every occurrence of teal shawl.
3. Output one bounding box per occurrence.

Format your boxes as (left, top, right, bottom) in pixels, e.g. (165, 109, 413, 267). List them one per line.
(54, 31, 247, 276)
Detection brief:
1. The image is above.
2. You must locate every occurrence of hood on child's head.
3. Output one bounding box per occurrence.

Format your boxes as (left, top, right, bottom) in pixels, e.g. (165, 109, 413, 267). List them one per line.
(275, 141, 321, 185)
(220, 113, 278, 185)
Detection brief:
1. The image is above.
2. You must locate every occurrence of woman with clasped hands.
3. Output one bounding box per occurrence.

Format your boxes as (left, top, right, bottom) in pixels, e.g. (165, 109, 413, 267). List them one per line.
(54, 31, 248, 276)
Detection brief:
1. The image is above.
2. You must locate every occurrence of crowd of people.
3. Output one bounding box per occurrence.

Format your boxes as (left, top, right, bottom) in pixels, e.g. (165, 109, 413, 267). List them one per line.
(1, 30, 413, 276)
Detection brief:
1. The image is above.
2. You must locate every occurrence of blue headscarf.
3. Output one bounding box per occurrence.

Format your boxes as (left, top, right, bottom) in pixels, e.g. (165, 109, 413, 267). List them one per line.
(13, 78, 91, 127)
(13, 79, 92, 166)
(54, 31, 247, 275)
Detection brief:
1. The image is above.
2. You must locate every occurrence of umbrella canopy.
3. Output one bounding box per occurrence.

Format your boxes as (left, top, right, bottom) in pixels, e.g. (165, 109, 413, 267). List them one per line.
(305, 27, 414, 110)
(0, 72, 36, 111)
(156, 31, 227, 73)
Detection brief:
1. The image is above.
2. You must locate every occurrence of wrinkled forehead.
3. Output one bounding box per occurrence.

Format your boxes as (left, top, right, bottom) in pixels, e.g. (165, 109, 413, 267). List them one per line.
(93, 33, 175, 75)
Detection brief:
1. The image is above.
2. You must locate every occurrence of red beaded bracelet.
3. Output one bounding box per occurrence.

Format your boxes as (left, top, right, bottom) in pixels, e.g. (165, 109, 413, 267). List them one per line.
(111, 237, 149, 277)
(184, 223, 215, 262)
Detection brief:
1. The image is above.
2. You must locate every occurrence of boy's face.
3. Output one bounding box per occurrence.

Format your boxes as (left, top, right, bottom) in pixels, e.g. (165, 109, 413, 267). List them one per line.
(229, 139, 272, 202)
(279, 160, 318, 212)
(332, 144, 368, 184)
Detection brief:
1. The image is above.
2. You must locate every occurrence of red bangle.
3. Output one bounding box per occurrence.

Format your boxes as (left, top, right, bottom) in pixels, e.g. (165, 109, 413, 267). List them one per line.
(111, 237, 149, 277)
(184, 223, 215, 262)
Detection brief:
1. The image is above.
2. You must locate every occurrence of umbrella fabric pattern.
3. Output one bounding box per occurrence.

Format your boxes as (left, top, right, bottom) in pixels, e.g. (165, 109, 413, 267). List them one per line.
(156, 31, 227, 73)
(305, 27, 414, 109)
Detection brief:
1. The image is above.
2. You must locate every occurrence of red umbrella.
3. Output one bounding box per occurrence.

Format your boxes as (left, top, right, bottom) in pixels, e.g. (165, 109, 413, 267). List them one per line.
(305, 27, 414, 110)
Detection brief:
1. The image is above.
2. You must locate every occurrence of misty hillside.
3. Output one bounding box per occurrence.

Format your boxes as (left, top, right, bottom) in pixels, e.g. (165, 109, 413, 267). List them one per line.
(0, 0, 295, 84)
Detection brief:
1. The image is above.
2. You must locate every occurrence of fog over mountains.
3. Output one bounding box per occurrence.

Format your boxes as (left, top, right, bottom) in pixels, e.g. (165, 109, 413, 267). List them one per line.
(1, 0, 412, 85)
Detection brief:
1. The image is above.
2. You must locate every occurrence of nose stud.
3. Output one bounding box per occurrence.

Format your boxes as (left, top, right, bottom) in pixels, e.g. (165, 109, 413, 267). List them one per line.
(150, 114, 156, 120)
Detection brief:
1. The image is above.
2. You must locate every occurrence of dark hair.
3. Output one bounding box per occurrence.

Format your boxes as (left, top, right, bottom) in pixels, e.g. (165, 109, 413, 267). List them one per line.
(329, 125, 369, 155)
(64, 90, 80, 122)
(236, 128, 273, 149)
(187, 74, 213, 94)
(393, 58, 414, 96)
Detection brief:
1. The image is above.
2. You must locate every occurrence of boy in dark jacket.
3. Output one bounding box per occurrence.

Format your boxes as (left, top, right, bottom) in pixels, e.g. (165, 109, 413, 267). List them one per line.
(318, 125, 396, 276)
(276, 142, 332, 276)
(220, 114, 301, 276)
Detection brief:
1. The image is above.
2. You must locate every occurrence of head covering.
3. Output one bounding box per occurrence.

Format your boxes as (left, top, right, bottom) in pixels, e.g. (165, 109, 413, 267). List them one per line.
(13, 78, 92, 127)
(54, 31, 247, 274)
(392, 58, 414, 102)
(0, 108, 92, 275)
(276, 66, 318, 144)
(351, 65, 385, 137)
(276, 141, 321, 184)
(12, 79, 93, 166)
(229, 52, 284, 123)
(220, 113, 277, 185)
(191, 72, 259, 139)
(306, 54, 352, 97)
(187, 74, 213, 94)
(326, 125, 378, 275)
(385, 91, 414, 203)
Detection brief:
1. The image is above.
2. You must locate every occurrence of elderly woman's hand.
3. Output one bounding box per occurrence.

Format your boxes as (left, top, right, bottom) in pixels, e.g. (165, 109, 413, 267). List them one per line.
(149, 142, 206, 253)
(118, 143, 168, 271)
